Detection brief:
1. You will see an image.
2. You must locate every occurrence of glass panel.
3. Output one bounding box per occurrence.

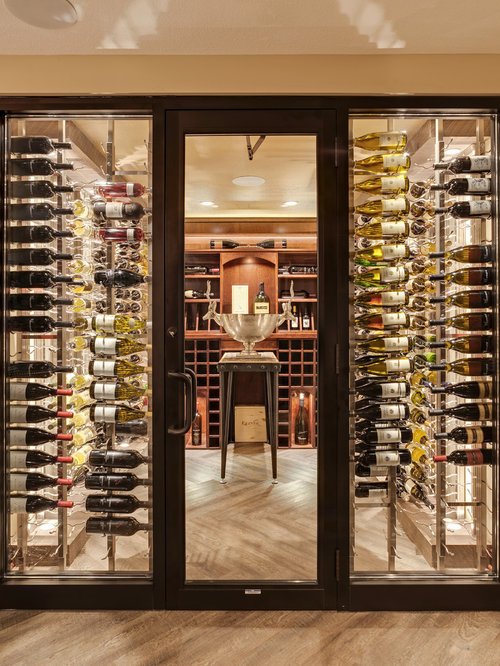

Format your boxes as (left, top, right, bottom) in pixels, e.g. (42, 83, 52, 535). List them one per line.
(349, 113, 497, 576)
(4, 115, 153, 575)
(184, 135, 318, 581)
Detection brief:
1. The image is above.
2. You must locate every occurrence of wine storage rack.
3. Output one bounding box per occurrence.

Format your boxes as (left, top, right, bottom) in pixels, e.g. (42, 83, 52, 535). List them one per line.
(185, 339, 221, 448)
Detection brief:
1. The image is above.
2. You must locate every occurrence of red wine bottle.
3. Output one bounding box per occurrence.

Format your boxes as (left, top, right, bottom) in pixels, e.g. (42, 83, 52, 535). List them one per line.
(10, 494, 73, 514)
(431, 380, 492, 398)
(355, 481, 388, 498)
(86, 516, 152, 536)
(358, 450, 411, 466)
(356, 403, 409, 421)
(355, 380, 410, 399)
(89, 449, 151, 469)
(8, 405, 73, 423)
(10, 472, 72, 491)
(85, 472, 151, 491)
(10, 159, 74, 176)
(7, 361, 73, 379)
(8, 293, 73, 311)
(429, 403, 492, 421)
(433, 201, 491, 218)
(85, 494, 152, 514)
(434, 448, 495, 465)
(95, 228, 146, 243)
(7, 248, 73, 266)
(434, 426, 492, 443)
(10, 136, 72, 154)
(94, 269, 146, 288)
(434, 155, 491, 173)
(8, 382, 73, 401)
(430, 177, 491, 195)
(8, 225, 74, 243)
(95, 182, 150, 198)
(7, 428, 73, 446)
(8, 203, 74, 221)
(115, 419, 148, 436)
(8, 270, 81, 288)
(355, 462, 393, 477)
(10, 179, 74, 199)
(93, 201, 148, 220)
(8, 316, 75, 333)
(357, 427, 413, 445)
(9, 448, 73, 468)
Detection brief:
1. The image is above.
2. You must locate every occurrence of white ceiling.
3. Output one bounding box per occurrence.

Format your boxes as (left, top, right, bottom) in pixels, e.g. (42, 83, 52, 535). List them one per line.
(2, 0, 500, 55)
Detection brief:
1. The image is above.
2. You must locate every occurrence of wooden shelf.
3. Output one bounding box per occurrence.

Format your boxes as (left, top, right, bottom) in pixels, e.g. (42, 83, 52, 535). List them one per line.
(185, 298, 220, 303)
(185, 274, 220, 279)
(278, 298, 317, 302)
(279, 274, 317, 278)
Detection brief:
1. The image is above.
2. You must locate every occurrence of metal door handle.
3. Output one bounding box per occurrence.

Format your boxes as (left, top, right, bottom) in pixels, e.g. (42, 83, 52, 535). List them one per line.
(167, 371, 193, 435)
(185, 367, 197, 425)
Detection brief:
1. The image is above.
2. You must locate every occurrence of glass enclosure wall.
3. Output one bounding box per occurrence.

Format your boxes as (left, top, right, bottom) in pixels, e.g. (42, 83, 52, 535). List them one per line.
(4, 115, 153, 575)
(350, 113, 497, 575)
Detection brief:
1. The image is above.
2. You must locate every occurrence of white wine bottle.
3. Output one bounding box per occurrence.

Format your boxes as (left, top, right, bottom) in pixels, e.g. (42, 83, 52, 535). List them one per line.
(355, 312, 410, 331)
(354, 266, 409, 288)
(354, 131, 407, 151)
(357, 220, 408, 239)
(88, 359, 151, 378)
(353, 290, 408, 309)
(357, 357, 414, 376)
(91, 315, 148, 334)
(354, 153, 410, 174)
(355, 197, 409, 217)
(354, 243, 410, 265)
(354, 175, 409, 194)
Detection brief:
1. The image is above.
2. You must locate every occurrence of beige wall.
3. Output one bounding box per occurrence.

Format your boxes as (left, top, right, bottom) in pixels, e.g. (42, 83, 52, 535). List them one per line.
(0, 55, 499, 96)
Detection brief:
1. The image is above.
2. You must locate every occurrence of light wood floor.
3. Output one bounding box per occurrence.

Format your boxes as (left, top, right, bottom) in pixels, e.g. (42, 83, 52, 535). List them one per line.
(1, 609, 499, 665)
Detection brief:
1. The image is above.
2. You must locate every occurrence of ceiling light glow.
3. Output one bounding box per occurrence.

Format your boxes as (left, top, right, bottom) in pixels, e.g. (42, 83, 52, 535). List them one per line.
(201, 201, 215, 206)
(282, 201, 298, 207)
(232, 176, 265, 187)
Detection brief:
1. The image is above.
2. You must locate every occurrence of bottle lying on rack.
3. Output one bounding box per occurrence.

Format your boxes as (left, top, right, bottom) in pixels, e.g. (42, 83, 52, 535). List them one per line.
(95, 181, 150, 198)
(354, 463, 394, 477)
(354, 152, 410, 174)
(184, 289, 215, 299)
(7, 316, 75, 333)
(429, 245, 493, 264)
(355, 313, 410, 331)
(434, 448, 495, 465)
(354, 175, 409, 194)
(429, 335, 492, 354)
(7, 361, 73, 379)
(89, 404, 149, 423)
(354, 266, 409, 288)
(10, 135, 72, 154)
(358, 449, 411, 467)
(434, 155, 491, 173)
(10, 495, 73, 514)
(7, 428, 73, 446)
(89, 449, 151, 468)
(428, 358, 494, 376)
(406, 441, 432, 467)
(354, 481, 388, 498)
(8, 270, 82, 289)
(8, 203, 74, 221)
(86, 516, 152, 536)
(9, 158, 74, 176)
(356, 403, 409, 421)
(401, 478, 434, 509)
(429, 403, 492, 421)
(7, 293, 73, 312)
(356, 335, 411, 353)
(7, 248, 73, 266)
(354, 290, 408, 309)
(81, 336, 149, 356)
(94, 228, 148, 243)
(115, 419, 148, 436)
(354, 243, 411, 265)
(88, 359, 151, 378)
(8, 225, 74, 244)
(8, 405, 73, 423)
(429, 290, 492, 309)
(89, 314, 148, 334)
(434, 426, 493, 443)
(8, 382, 72, 401)
(85, 494, 152, 514)
(430, 177, 491, 195)
(428, 267, 494, 286)
(10, 179, 74, 199)
(354, 131, 407, 151)
(433, 201, 491, 218)
(9, 449, 73, 468)
(85, 472, 152, 491)
(356, 220, 409, 239)
(87, 201, 149, 220)
(89, 380, 149, 401)
(357, 426, 413, 445)
(355, 380, 410, 399)
(355, 197, 409, 217)
(431, 380, 492, 398)
(94, 269, 147, 288)
(357, 357, 414, 376)
(428, 313, 492, 331)
(10, 472, 72, 491)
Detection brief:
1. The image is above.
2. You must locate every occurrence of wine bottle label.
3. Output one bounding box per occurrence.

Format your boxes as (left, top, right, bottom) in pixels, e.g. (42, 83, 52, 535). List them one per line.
(92, 405, 118, 423)
(126, 229, 136, 241)
(9, 474, 28, 492)
(10, 497, 28, 513)
(94, 337, 118, 354)
(376, 428, 402, 443)
(466, 177, 490, 192)
(380, 291, 405, 306)
(380, 382, 407, 398)
(8, 430, 28, 445)
(381, 199, 407, 213)
(9, 451, 29, 468)
(384, 337, 409, 351)
(8, 406, 30, 422)
(382, 154, 408, 168)
(384, 358, 411, 373)
(375, 451, 400, 465)
(478, 383, 491, 398)
(126, 183, 135, 196)
(464, 450, 484, 465)
(378, 132, 401, 148)
(380, 176, 406, 192)
(91, 360, 116, 377)
(380, 222, 407, 236)
(367, 488, 387, 497)
(468, 200, 491, 215)
(8, 383, 29, 400)
(381, 313, 407, 327)
(466, 428, 486, 444)
(94, 315, 115, 332)
(104, 203, 123, 218)
(380, 267, 406, 282)
(381, 245, 407, 260)
(359, 465, 389, 476)
(379, 404, 406, 420)
(92, 382, 118, 400)
(469, 155, 491, 171)
(254, 303, 270, 314)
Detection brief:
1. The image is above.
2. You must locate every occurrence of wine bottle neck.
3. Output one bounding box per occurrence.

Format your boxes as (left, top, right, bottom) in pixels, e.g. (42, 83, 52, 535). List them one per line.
(53, 142, 72, 149)
(428, 252, 445, 258)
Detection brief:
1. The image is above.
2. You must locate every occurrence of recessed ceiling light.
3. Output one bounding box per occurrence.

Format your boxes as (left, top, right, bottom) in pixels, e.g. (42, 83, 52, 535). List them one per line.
(201, 201, 215, 206)
(282, 201, 298, 207)
(5, 0, 78, 29)
(232, 176, 265, 187)
(445, 148, 461, 156)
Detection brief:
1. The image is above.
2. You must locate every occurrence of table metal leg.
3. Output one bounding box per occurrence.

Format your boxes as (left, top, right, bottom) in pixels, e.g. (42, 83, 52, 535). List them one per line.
(221, 371, 233, 483)
(266, 371, 278, 483)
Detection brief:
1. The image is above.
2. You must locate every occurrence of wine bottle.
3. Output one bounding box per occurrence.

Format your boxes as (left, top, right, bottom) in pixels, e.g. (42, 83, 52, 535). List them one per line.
(8, 225, 74, 243)
(89, 404, 148, 423)
(354, 175, 409, 194)
(89, 359, 150, 378)
(10, 494, 73, 514)
(10, 136, 72, 154)
(355, 481, 388, 498)
(7, 248, 72, 267)
(10, 472, 72, 492)
(115, 419, 148, 436)
(354, 131, 407, 151)
(355, 380, 410, 399)
(355, 197, 409, 217)
(354, 243, 410, 265)
(294, 393, 309, 445)
(433, 201, 491, 218)
(428, 267, 494, 286)
(356, 403, 409, 421)
(7, 293, 73, 312)
(434, 426, 492, 443)
(357, 357, 413, 376)
(358, 450, 411, 467)
(7, 428, 73, 446)
(185, 289, 215, 299)
(89, 380, 147, 401)
(8, 269, 81, 289)
(95, 181, 150, 198)
(89, 201, 148, 220)
(354, 462, 392, 477)
(402, 478, 434, 509)
(85, 494, 152, 514)
(9, 448, 73, 468)
(10, 158, 74, 176)
(429, 335, 492, 354)
(430, 380, 492, 398)
(87, 336, 149, 357)
(428, 290, 492, 309)
(434, 155, 491, 173)
(90, 314, 147, 334)
(428, 358, 494, 376)
(7, 361, 73, 378)
(406, 443, 432, 467)
(429, 245, 493, 263)
(434, 448, 495, 465)
(302, 309, 311, 329)
(185, 265, 208, 275)
(8, 405, 73, 423)
(8, 203, 73, 221)
(10, 179, 74, 199)
(7, 316, 75, 333)
(210, 239, 239, 249)
(356, 336, 411, 354)
(86, 516, 152, 536)
(254, 281, 270, 314)
(8, 382, 72, 401)
(430, 177, 491, 195)
(358, 427, 412, 445)
(94, 269, 146, 288)
(429, 403, 492, 421)
(88, 449, 150, 469)
(94, 228, 146, 243)
(354, 266, 409, 288)
(355, 312, 410, 331)
(428, 313, 492, 331)
(356, 220, 408, 239)
(354, 153, 411, 174)
(353, 290, 408, 309)
(192, 402, 202, 445)
(85, 472, 152, 491)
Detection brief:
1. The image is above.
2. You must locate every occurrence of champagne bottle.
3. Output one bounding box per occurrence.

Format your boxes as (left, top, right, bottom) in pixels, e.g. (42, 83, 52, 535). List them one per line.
(434, 426, 492, 443)
(429, 403, 492, 421)
(429, 335, 492, 354)
(7, 361, 73, 378)
(9, 449, 73, 468)
(85, 494, 152, 514)
(402, 478, 434, 509)
(8, 382, 72, 401)
(88, 449, 150, 469)
(429, 245, 493, 263)
(356, 335, 411, 354)
(354, 243, 410, 265)
(356, 403, 409, 421)
(428, 267, 494, 286)
(430, 380, 492, 398)
(85, 472, 152, 491)
(358, 450, 411, 467)
(185, 289, 215, 299)
(8, 225, 74, 243)
(355, 312, 410, 331)
(7, 316, 75, 333)
(7, 428, 73, 446)
(434, 448, 495, 465)
(354, 175, 409, 194)
(254, 281, 270, 314)
(89, 359, 150, 378)
(354, 481, 388, 498)
(354, 131, 407, 151)
(406, 442, 432, 467)
(10, 495, 73, 514)
(10, 472, 72, 492)
(90, 315, 147, 334)
(355, 380, 410, 399)
(7, 293, 73, 312)
(191, 402, 202, 445)
(86, 516, 152, 536)
(357, 357, 413, 376)
(88, 336, 149, 356)
(429, 358, 494, 376)
(354, 266, 409, 288)
(10, 136, 72, 154)
(434, 201, 491, 218)
(353, 290, 409, 309)
(355, 197, 409, 217)
(294, 393, 309, 445)
(89, 380, 147, 401)
(434, 155, 491, 173)
(428, 290, 492, 309)
(10, 179, 74, 199)
(8, 405, 73, 423)
(115, 419, 148, 436)
(428, 313, 492, 331)
(356, 220, 408, 239)
(357, 427, 412, 445)
(354, 153, 410, 174)
(89, 404, 148, 423)
(7, 248, 72, 266)
(8, 203, 73, 221)
(8, 269, 81, 289)
(10, 158, 74, 176)
(210, 239, 239, 249)
(430, 177, 491, 195)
